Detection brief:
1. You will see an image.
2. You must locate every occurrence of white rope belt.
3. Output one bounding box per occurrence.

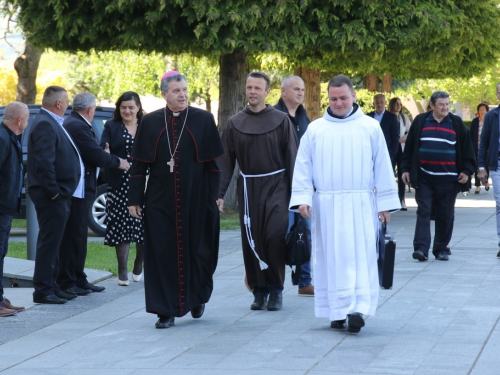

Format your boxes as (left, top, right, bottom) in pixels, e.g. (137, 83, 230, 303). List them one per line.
(240, 169, 286, 270)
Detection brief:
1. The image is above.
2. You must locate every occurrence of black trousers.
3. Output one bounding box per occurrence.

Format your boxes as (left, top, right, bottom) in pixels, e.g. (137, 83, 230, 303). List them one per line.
(396, 144, 405, 202)
(32, 196, 72, 298)
(414, 176, 459, 256)
(57, 196, 92, 290)
(0, 213, 12, 301)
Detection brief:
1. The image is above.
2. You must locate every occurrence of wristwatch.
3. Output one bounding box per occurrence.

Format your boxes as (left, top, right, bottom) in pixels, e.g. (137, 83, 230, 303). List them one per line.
(479, 167, 485, 171)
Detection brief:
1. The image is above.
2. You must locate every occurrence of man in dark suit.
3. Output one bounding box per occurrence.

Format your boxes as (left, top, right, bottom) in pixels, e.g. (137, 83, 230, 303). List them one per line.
(367, 94, 399, 165)
(28, 86, 82, 304)
(0, 102, 29, 316)
(57, 93, 129, 295)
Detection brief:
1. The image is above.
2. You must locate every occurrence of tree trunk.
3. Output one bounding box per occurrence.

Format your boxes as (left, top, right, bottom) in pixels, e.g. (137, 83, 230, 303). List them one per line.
(172, 55, 178, 71)
(14, 41, 41, 104)
(218, 50, 249, 210)
(294, 66, 321, 121)
(381, 73, 392, 93)
(205, 92, 211, 112)
(363, 74, 379, 92)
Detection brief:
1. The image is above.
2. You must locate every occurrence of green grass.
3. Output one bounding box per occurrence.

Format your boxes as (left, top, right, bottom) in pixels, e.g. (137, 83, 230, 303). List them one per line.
(7, 242, 138, 276)
(11, 219, 26, 228)
(8, 209, 240, 274)
(13, 212, 240, 231)
(220, 208, 240, 230)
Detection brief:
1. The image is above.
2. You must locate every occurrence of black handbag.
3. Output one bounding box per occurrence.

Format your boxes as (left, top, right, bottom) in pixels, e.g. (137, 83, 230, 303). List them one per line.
(377, 223, 396, 289)
(285, 213, 312, 285)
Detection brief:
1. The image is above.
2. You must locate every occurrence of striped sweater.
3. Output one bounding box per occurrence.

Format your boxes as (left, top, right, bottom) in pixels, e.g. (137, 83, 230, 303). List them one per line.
(418, 114, 457, 182)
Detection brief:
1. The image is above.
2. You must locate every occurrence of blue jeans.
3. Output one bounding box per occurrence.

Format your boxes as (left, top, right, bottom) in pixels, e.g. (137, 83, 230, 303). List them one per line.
(0, 213, 13, 302)
(288, 211, 312, 288)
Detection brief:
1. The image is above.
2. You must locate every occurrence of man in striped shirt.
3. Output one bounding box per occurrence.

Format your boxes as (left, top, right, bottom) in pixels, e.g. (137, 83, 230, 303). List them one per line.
(401, 91, 476, 262)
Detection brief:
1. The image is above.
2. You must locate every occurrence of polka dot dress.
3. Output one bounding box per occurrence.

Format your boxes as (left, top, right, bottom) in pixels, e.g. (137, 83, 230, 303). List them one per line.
(104, 125, 145, 246)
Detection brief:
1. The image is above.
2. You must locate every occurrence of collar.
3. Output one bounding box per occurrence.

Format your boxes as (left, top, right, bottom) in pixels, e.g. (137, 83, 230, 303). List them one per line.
(166, 105, 188, 118)
(276, 98, 305, 117)
(75, 111, 93, 128)
(41, 107, 65, 126)
(326, 103, 360, 120)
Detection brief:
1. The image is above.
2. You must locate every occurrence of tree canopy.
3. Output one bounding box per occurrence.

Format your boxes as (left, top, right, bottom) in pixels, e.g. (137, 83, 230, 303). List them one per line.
(7, 0, 500, 78)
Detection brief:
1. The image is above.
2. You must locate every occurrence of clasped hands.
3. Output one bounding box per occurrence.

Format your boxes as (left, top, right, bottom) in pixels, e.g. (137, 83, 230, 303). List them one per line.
(298, 204, 390, 224)
(401, 172, 468, 185)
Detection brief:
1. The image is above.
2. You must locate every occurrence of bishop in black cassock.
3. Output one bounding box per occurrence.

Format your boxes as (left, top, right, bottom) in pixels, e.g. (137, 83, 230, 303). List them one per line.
(128, 72, 224, 328)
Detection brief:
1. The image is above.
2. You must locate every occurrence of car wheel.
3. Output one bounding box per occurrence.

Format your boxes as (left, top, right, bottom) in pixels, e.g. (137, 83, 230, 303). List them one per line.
(88, 184, 108, 236)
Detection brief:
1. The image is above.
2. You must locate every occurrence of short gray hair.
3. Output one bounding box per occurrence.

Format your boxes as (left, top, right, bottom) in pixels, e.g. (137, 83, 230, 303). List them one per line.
(72, 93, 96, 111)
(161, 74, 187, 92)
(281, 75, 303, 88)
(430, 91, 450, 105)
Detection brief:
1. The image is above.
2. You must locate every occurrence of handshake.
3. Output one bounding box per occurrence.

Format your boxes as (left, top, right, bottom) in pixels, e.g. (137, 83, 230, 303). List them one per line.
(104, 142, 130, 171)
(118, 158, 130, 171)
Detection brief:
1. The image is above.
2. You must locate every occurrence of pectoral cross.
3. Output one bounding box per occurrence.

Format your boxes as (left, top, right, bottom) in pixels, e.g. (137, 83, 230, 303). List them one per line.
(167, 158, 175, 173)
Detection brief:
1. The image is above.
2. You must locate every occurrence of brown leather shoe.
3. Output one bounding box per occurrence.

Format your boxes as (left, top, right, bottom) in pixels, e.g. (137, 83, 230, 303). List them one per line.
(2, 298, 25, 312)
(0, 306, 17, 317)
(298, 284, 314, 297)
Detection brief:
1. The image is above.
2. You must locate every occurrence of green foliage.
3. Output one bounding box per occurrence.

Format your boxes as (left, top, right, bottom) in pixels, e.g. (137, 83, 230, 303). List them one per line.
(67, 50, 219, 104)
(267, 88, 281, 107)
(287, 1, 500, 79)
(0, 65, 18, 105)
(69, 50, 168, 100)
(8, 0, 500, 79)
(403, 66, 500, 110)
(176, 53, 220, 104)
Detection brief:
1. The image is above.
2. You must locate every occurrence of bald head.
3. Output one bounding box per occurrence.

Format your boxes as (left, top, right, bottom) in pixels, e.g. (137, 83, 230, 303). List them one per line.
(280, 75, 305, 112)
(3, 102, 29, 135)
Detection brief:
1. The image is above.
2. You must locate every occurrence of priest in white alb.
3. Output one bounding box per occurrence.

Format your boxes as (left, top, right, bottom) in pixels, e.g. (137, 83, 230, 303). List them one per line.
(289, 75, 400, 333)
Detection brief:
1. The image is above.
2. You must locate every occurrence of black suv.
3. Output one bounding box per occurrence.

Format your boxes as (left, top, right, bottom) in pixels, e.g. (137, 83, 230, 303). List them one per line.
(1, 104, 113, 236)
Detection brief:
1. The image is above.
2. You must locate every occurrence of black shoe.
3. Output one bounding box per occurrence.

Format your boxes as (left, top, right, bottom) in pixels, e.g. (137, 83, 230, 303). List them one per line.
(155, 317, 175, 329)
(79, 283, 105, 293)
(191, 304, 205, 319)
(33, 294, 67, 304)
(497, 249, 500, 258)
(400, 207, 408, 211)
(435, 251, 449, 261)
(347, 312, 365, 333)
(267, 292, 283, 311)
(250, 295, 267, 310)
(412, 250, 428, 262)
(330, 319, 346, 329)
(56, 291, 77, 300)
(63, 286, 92, 296)
(445, 247, 451, 255)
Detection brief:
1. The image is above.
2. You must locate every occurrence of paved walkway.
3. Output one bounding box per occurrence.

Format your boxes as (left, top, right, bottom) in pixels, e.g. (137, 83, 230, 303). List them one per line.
(1, 188, 500, 374)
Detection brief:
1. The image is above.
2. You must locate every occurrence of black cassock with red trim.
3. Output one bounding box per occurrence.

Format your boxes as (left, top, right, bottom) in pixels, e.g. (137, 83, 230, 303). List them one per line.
(129, 105, 224, 318)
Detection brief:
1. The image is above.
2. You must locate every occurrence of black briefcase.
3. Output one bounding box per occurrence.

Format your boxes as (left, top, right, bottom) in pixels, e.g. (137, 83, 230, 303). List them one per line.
(377, 223, 396, 289)
(285, 213, 311, 285)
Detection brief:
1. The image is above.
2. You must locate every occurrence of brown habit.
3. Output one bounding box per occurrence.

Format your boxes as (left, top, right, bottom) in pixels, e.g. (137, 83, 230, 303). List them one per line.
(219, 105, 298, 290)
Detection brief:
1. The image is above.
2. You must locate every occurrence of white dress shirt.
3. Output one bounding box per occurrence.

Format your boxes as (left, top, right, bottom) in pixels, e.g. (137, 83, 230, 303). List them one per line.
(41, 108, 85, 198)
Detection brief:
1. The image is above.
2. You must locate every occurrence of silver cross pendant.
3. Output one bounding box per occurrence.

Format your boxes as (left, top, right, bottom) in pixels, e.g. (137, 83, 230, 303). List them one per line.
(167, 158, 175, 173)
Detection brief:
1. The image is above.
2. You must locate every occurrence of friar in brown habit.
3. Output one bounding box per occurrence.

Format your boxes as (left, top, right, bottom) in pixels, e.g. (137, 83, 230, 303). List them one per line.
(128, 72, 224, 329)
(217, 71, 298, 312)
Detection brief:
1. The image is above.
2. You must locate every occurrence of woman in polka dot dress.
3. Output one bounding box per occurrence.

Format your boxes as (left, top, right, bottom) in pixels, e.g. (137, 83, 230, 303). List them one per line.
(100, 91, 145, 285)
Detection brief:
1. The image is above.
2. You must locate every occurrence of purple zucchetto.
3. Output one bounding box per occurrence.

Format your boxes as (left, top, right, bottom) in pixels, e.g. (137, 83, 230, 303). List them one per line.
(161, 71, 181, 81)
